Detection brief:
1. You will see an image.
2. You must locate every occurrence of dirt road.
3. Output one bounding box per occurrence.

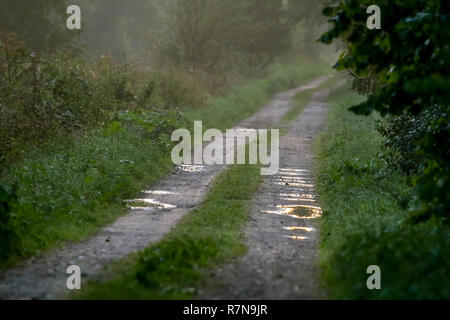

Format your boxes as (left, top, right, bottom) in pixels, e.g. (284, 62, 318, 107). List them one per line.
(199, 86, 338, 300)
(0, 76, 330, 300)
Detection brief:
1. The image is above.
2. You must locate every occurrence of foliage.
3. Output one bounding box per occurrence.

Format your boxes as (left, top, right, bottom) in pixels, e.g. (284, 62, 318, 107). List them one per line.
(316, 89, 450, 299)
(138, 71, 208, 109)
(76, 0, 160, 60)
(320, 0, 450, 222)
(153, 0, 324, 79)
(376, 114, 423, 175)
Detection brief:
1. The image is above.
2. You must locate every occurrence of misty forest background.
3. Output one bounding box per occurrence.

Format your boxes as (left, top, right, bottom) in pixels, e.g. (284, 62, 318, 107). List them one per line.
(0, 0, 448, 299)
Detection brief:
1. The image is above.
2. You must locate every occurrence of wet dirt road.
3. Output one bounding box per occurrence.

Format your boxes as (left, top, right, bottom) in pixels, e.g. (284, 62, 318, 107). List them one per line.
(199, 86, 339, 300)
(0, 76, 330, 300)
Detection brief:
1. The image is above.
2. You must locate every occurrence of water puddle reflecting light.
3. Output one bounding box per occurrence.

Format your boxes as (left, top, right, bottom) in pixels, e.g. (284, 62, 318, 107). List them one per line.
(126, 198, 177, 210)
(262, 204, 322, 219)
(179, 165, 205, 172)
(143, 190, 180, 195)
(283, 226, 315, 232)
(280, 168, 307, 173)
(284, 235, 309, 240)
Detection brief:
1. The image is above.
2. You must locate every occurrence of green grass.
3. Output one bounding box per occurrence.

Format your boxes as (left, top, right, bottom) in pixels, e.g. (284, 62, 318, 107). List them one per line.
(75, 162, 261, 299)
(316, 85, 450, 299)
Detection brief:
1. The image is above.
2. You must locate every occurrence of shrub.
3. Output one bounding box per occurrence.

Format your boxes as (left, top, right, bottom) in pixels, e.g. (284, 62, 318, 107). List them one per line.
(320, 0, 450, 222)
(0, 183, 19, 264)
(0, 39, 204, 169)
(377, 104, 448, 176)
(376, 114, 423, 175)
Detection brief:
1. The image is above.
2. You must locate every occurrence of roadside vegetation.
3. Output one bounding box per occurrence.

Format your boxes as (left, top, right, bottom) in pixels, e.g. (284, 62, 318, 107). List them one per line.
(316, 86, 450, 299)
(317, 0, 449, 299)
(320, 0, 449, 223)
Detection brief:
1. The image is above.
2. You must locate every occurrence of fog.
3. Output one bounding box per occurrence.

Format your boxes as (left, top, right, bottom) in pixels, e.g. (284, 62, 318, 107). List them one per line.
(0, 0, 335, 68)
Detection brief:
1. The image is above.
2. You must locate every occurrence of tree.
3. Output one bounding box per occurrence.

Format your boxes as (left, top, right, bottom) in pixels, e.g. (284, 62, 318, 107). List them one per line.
(320, 0, 449, 222)
(0, 0, 76, 52)
(158, 0, 320, 75)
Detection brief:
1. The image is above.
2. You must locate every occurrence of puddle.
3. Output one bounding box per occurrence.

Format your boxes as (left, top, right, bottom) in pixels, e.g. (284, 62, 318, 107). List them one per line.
(179, 165, 205, 173)
(263, 205, 322, 219)
(283, 235, 309, 240)
(274, 176, 309, 180)
(126, 198, 177, 210)
(276, 205, 322, 217)
(278, 193, 316, 202)
(275, 182, 314, 188)
(280, 197, 315, 202)
(273, 178, 313, 187)
(143, 190, 180, 195)
(280, 168, 307, 173)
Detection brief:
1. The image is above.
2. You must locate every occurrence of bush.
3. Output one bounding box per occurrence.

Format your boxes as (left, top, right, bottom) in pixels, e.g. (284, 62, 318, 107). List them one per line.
(376, 114, 424, 175)
(377, 104, 448, 176)
(0, 183, 19, 264)
(1, 107, 186, 264)
(320, 0, 450, 222)
(0, 34, 198, 263)
(0, 39, 205, 168)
